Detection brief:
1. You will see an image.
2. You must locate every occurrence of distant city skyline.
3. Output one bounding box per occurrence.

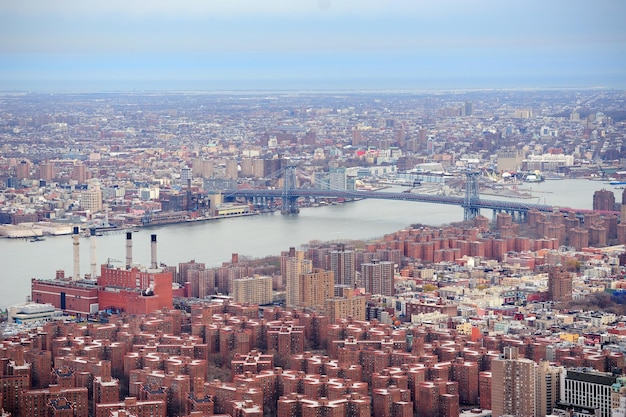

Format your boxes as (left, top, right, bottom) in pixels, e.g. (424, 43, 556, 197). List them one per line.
(1, 0, 625, 91)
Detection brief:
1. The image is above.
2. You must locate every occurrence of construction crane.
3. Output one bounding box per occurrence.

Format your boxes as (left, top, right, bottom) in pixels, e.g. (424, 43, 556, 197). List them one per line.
(106, 258, 123, 268)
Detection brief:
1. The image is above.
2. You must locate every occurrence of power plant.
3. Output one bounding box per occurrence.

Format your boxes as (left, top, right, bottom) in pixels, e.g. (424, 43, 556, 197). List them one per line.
(31, 232, 174, 316)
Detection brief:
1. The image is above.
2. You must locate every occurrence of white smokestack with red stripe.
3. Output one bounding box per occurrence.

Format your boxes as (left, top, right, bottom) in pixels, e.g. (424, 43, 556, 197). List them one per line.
(150, 234, 158, 269)
(90, 228, 98, 279)
(72, 226, 80, 280)
(126, 232, 133, 269)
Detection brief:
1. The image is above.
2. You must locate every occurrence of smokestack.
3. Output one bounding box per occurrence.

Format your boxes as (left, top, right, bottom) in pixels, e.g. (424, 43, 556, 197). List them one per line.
(72, 226, 80, 280)
(90, 228, 97, 279)
(126, 232, 133, 269)
(150, 234, 158, 269)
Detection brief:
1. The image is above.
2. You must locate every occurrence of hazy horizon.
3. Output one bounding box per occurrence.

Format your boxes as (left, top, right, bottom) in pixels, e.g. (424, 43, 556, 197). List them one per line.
(1, 1, 625, 93)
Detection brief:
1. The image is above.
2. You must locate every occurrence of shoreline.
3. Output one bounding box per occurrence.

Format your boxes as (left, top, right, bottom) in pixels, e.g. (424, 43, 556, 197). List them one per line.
(0, 211, 261, 240)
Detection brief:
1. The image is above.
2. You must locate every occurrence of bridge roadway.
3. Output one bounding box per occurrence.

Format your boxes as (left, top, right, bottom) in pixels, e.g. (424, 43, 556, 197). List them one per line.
(223, 188, 566, 215)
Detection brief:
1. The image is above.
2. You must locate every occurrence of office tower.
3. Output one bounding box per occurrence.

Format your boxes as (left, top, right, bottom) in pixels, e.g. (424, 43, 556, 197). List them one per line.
(463, 101, 474, 116)
(491, 346, 536, 417)
(232, 275, 273, 306)
(560, 369, 616, 417)
(536, 361, 562, 417)
(299, 268, 334, 310)
(285, 250, 312, 308)
(547, 265, 572, 303)
(361, 260, 394, 296)
(330, 245, 355, 288)
(80, 183, 103, 213)
(594, 188, 615, 211)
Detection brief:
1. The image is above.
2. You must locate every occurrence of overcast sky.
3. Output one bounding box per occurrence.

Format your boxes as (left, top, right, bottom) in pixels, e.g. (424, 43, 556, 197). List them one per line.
(1, 0, 624, 91)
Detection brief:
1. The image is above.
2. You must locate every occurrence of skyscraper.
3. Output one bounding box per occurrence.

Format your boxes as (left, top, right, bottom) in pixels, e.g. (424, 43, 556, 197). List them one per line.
(536, 360, 562, 417)
(361, 260, 394, 296)
(491, 346, 536, 417)
(330, 245, 355, 289)
(463, 101, 474, 116)
(285, 250, 312, 308)
(593, 188, 615, 211)
(299, 268, 334, 310)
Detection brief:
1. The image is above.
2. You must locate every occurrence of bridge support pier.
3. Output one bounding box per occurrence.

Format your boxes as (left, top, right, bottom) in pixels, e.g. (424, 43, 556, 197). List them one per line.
(281, 165, 300, 215)
(281, 197, 300, 214)
(462, 170, 481, 221)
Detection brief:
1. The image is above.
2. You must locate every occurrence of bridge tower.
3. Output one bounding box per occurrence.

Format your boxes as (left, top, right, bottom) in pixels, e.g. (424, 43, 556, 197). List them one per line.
(281, 165, 300, 214)
(463, 170, 480, 220)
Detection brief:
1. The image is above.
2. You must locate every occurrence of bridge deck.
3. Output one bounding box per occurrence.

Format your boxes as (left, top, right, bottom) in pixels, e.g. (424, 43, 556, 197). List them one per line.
(223, 188, 606, 215)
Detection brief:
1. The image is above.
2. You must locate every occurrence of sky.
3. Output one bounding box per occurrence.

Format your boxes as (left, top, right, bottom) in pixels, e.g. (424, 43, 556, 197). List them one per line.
(0, 0, 625, 91)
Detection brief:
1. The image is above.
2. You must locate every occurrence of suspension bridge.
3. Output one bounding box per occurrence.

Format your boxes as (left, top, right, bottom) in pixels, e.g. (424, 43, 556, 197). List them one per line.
(222, 166, 607, 221)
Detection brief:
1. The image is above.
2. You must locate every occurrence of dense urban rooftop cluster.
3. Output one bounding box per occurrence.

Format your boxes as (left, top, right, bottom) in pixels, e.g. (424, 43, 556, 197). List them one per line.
(0, 90, 625, 232)
(2, 90, 626, 416)
(11, 202, 626, 417)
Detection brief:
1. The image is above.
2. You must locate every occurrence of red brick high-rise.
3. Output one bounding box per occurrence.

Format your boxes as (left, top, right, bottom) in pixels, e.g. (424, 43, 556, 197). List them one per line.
(94, 396, 166, 417)
(21, 384, 89, 417)
(593, 188, 615, 211)
(15, 160, 30, 180)
(93, 362, 119, 415)
(547, 265, 572, 303)
(361, 260, 394, 296)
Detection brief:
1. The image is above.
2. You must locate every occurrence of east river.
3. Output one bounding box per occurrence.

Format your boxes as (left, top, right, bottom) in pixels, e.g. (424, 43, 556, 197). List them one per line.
(0, 179, 621, 309)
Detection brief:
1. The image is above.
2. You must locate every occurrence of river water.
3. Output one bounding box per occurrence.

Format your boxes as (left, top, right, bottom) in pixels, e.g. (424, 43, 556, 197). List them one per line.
(0, 179, 620, 309)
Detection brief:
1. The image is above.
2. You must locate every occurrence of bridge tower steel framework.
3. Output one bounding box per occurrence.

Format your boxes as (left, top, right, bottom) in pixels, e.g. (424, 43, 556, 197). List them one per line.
(463, 170, 481, 220)
(281, 165, 300, 214)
